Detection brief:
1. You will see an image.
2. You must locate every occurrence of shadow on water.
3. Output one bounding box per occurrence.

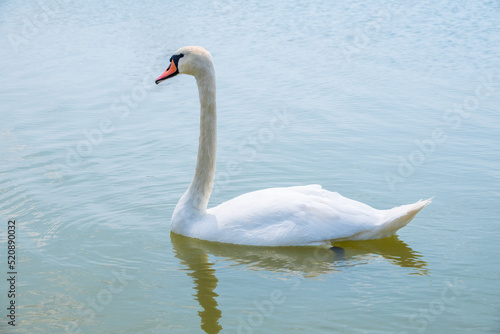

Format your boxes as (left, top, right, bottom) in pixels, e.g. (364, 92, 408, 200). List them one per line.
(170, 233, 427, 334)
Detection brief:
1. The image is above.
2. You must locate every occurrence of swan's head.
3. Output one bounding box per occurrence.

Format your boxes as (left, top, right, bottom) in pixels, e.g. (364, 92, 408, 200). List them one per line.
(155, 46, 213, 84)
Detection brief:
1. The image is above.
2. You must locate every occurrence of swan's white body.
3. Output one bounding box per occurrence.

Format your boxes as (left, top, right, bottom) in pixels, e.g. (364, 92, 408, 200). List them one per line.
(157, 46, 431, 247)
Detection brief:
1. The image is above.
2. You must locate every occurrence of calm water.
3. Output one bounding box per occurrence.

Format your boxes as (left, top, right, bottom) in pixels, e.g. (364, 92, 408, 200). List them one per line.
(1, 0, 499, 333)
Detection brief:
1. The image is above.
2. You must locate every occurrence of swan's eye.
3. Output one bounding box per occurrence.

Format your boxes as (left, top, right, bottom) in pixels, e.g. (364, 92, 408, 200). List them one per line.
(170, 53, 184, 66)
(170, 53, 184, 62)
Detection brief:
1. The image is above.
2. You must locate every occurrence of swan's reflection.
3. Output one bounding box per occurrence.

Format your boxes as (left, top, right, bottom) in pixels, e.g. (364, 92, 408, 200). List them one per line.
(172, 236, 222, 334)
(171, 233, 427, 334)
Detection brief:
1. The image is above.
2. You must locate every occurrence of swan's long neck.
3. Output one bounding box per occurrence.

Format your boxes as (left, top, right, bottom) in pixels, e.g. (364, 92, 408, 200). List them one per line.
(183, 67, 217, 215)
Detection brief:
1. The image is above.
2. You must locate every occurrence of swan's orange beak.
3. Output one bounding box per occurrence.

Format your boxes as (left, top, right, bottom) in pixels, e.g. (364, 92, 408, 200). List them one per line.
(155, 59, 178, 84)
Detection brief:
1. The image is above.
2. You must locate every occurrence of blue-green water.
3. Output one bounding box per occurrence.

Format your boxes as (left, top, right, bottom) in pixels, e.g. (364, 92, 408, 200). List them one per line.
(1, 0, 499, 333)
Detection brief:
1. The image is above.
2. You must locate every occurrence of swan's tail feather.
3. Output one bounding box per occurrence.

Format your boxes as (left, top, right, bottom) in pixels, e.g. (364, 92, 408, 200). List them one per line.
(352, 198, 432, 241)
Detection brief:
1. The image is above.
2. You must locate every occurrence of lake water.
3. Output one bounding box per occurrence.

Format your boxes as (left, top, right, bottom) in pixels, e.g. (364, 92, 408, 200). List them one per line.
(1, 0, 499, 333)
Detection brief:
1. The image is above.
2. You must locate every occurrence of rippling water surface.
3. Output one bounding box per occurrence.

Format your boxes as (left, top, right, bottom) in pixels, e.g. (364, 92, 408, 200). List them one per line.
(1, 0, 499, 333)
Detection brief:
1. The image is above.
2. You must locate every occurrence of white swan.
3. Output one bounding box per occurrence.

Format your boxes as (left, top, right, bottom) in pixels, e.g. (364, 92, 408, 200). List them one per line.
(156, 46, 431, 246)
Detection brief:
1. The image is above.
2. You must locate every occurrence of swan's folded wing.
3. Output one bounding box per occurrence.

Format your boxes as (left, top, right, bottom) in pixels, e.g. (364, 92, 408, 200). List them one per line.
(288, 185, 384, 243)
(208, 185, 383, 246)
